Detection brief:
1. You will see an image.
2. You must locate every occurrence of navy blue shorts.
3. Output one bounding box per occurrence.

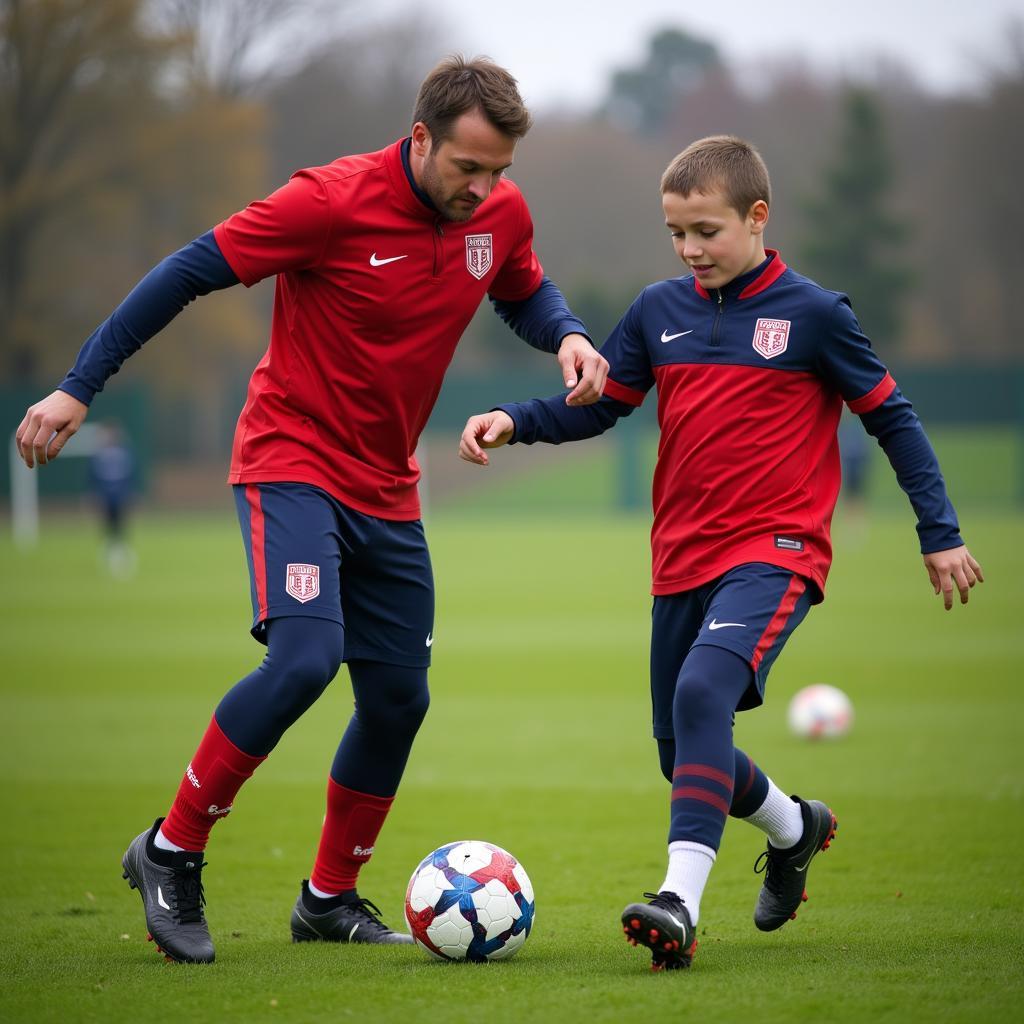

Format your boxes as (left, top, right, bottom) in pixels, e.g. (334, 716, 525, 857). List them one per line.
(234, 483, 434, 668)
(649, 562, 814, 737)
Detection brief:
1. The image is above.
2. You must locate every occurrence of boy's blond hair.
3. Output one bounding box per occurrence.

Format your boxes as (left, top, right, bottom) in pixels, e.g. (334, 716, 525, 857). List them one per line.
(660, 135, 771, 216)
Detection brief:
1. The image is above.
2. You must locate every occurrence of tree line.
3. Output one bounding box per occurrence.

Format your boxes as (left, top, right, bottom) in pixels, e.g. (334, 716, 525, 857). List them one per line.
(3, 4, 1021, 449)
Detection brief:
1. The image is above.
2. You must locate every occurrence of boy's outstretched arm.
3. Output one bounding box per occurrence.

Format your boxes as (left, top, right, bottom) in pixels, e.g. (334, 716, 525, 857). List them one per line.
(860, 391, 984, 611)
(459, 392, 637, 467)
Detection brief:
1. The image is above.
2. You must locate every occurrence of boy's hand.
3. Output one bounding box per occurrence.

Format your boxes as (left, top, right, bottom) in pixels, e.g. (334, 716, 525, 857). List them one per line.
(459, 411, 515, 466)
(15, 390, 89, 468)
(923, 545, 984, 610)
(558, 333, 608, 407)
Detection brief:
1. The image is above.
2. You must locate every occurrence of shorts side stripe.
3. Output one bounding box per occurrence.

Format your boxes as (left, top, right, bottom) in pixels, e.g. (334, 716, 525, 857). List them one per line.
(750, 575, 807, 672)
(246, 484, 268, 623)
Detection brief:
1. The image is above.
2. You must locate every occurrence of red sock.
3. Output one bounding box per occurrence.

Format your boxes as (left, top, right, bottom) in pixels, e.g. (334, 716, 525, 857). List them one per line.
(161, 716, 266, 851)
(310, 779, 394, 894)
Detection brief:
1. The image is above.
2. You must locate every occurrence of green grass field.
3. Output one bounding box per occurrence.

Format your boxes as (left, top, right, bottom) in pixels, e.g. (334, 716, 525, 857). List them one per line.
(1, 503, 1022, 1023)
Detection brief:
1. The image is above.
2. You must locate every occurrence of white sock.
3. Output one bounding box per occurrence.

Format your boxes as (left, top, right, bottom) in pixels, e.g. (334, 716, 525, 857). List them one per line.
(307, 880, 340, 899)
(153, 827, 185, 853)
(660, 841, 715, 925)
(744, 780, 804, 849)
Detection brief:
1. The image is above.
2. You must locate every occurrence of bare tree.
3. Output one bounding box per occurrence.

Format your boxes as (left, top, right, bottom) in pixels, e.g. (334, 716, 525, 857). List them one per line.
(144, 0, 354, 97)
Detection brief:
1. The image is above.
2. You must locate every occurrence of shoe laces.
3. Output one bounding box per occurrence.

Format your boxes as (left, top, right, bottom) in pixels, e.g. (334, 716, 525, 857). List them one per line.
(753, 848, 786, 895)
(643, 890, 686, 914)
(171, 861, 207, 924)
(349, 896, 389, 932)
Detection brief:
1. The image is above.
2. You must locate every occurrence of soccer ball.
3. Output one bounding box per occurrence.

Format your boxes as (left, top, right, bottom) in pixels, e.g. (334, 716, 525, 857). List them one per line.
(787, 684, 854, 739)
(404, 840, 535, 962)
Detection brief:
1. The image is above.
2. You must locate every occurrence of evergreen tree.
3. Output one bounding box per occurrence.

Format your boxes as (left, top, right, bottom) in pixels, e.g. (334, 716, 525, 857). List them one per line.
(602, 28, 721, 137)
(799, 88, 911, 344)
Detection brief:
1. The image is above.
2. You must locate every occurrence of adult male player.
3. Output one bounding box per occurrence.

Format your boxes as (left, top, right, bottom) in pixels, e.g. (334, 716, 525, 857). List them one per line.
(15, 56, 608, 964)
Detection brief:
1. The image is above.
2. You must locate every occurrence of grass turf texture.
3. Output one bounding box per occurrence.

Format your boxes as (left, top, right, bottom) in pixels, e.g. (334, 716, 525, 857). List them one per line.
(1, 503, 1021, 1023)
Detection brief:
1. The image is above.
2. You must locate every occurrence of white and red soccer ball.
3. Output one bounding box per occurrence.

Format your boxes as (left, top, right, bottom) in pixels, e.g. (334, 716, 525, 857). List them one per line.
(787, 684, 854, 739)
(404, 840, 535, 961)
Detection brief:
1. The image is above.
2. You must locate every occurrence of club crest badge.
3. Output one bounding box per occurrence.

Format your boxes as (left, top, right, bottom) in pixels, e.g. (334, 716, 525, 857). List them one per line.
(285, 563, 320, 603)
(752, 318, 791, 359)
(465, 234, 493, 280)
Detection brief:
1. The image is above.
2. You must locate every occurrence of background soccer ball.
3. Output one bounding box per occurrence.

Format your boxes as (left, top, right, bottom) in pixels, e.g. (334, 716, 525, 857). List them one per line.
(787, 684, 854, 739)
(404, 840, 535, 961)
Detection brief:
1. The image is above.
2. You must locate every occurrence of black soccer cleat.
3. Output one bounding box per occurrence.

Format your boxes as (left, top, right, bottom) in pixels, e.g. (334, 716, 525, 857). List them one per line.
(121, 817, 215, 964)
(290, 880, 413, 944)
(753, 796, 837, 932)
(621, 891, 697, 971)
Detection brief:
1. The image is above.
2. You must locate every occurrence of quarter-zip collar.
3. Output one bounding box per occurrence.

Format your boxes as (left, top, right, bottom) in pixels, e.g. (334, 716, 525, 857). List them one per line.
(383, 138, 441, 221)
(693, 249, 787, 301)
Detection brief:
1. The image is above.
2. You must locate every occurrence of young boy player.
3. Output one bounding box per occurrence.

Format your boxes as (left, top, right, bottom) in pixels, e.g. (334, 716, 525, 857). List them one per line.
(459, 135, 983, 971)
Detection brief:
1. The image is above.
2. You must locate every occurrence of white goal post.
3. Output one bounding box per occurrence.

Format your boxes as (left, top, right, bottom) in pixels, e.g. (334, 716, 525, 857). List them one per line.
(9, 423, 102, 547)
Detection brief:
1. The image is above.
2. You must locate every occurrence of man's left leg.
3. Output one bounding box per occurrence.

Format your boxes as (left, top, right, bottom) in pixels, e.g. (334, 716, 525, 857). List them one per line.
(290, 506, 434, 945)
(290, 660, 429, 944)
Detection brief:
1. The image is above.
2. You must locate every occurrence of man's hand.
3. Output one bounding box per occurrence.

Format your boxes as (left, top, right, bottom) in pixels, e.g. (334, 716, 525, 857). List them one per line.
(923, 545, 984, 610)
(558, 333, 608, 406)
(459, 410, 515, 466)
(15, 390, 89, 468)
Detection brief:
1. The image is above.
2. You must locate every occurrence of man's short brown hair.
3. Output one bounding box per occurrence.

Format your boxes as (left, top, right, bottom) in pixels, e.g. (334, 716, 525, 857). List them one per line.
(661, 135, 771, 216)
(413, 55, 532, 145)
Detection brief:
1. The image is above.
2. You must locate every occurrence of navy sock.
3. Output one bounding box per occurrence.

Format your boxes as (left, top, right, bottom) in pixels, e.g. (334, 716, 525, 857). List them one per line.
(329, 660, 430, 796)
(215, 616, 344, 756)
(669, 645, 752, 850)
(658, 739, 771, 819)
(730, 747, 770, 818)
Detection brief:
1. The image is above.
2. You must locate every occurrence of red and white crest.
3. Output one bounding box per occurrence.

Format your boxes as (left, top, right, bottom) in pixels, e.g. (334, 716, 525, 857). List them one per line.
(465, 234, 493, 280)
(285, 563, 320, 603)
(752, 318, 791, 359)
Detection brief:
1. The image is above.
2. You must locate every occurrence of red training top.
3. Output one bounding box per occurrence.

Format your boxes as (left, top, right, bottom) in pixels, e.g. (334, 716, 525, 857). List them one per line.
(215, 139, 543, 520)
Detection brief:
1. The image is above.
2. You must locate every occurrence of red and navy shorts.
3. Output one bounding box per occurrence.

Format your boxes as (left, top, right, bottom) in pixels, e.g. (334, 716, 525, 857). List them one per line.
(234, 482, 434, 668)
(649, 562, 814, 737)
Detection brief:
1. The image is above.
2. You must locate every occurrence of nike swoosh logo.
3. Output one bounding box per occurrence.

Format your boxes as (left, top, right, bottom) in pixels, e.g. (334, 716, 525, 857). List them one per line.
(369, 253, 408, 266)
(157, 885, 170, 911)
(708, 619, 747, 630)
(660, 329, 694, 343)
(425, 633, 433, 648)
(794, 851, 817, 872)
(348, 923, 360, 941)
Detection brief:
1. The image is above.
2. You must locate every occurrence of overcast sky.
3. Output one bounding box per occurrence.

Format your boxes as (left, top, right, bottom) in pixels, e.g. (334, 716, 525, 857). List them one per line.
(370, 0, 1022, 112)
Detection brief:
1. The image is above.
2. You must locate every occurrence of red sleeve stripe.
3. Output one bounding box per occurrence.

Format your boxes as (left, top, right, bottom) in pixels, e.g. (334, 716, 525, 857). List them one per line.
(603, 377, 646, 407)
(848, 372, 897, 415)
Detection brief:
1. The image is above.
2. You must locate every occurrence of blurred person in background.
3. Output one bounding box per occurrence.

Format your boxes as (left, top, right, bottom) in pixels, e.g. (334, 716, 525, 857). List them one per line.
(89, 420, 137, 578)
(838, 408, 871, 542)
(15, 55, 607, 964)
(460, 134, 982, 972)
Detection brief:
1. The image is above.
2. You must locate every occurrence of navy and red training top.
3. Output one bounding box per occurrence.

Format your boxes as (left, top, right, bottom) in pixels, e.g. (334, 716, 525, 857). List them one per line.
(500, 251, 962, 599)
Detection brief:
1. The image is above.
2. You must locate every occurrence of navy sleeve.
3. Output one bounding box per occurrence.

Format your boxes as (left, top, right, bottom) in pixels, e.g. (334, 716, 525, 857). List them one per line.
(499, 392, 636, 445)
(816, 296, 892, 401)
(859, 388, 963, 553)
(59, 230, 239, 404)
(489, 276, 590, 354)
(497, 291, 652, 443)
